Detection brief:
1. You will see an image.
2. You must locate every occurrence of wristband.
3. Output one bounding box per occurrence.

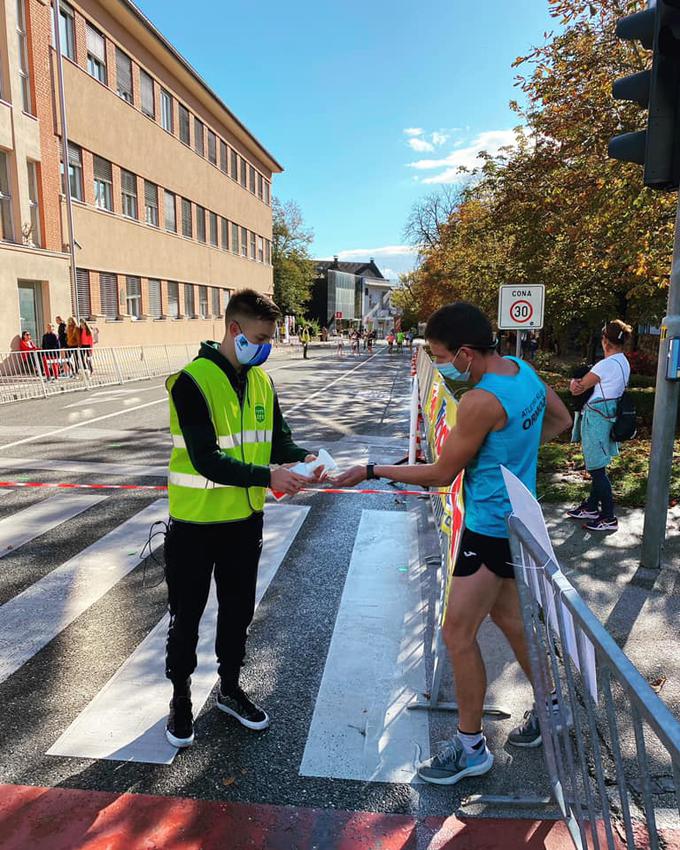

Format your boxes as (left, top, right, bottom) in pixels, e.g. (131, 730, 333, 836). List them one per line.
(366, 463, 378, 480)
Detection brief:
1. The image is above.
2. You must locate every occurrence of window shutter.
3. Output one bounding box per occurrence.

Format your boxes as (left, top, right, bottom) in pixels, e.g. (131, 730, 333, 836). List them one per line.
(220, 140, 227, 172)
(76, 269, 91, 318)
(212, 288, 221, 317)
(167, 281, 179, 318)
(86, 25, 105, 61)
(99, 273, 118, 320)
(67, 143, 81, 166)
(221, 217, 228, 250)
(181, 198, 192, 235)
(93, 156, 111, 182)
(116, 49, 132, 99)
(141, 70, 154, 116)
(121, 169, 136, 194)
(148, 279, 162, 318)
(144, 181, 157, 207)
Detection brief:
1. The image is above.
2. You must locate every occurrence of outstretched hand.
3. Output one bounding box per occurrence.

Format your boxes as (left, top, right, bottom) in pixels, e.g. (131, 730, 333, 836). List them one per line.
(333, 465, 367, 487)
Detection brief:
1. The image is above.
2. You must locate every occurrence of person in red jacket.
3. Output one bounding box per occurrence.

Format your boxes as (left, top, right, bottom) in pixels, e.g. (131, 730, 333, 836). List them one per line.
(79, 319, 94, 373)
(19, 330, 39, 375)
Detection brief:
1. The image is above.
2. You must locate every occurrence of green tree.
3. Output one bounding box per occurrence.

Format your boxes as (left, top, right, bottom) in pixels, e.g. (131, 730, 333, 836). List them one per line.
(272, 198, 316, 317)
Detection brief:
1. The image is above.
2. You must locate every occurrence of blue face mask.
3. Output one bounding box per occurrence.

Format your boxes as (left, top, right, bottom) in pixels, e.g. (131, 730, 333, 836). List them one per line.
(234, 325, 272, 366)
(435, 349, 471, 382)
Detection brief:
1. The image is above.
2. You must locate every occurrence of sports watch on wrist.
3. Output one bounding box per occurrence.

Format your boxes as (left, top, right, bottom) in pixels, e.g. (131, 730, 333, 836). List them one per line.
(366, 463, 378, 480)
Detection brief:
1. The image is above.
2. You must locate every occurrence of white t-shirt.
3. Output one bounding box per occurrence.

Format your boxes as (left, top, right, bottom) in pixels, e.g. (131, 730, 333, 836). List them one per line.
(590, 353, 630, 401)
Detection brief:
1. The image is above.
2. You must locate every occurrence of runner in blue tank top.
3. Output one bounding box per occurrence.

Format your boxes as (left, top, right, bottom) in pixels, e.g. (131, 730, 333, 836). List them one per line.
(336, 302, 572, 787)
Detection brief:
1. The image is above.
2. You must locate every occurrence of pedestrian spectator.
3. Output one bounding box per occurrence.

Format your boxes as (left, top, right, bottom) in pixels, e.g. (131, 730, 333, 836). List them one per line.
(528, 332, 539, 361)
(163, 288, 322, 748)
(300, 325, 311, 360)
(407, 329, 415, 351)
(321, 326, 328, 342)
(41, 323, 61, 380)
(335, 301, 573, 783)
(336, 333, 345, 358)
(367, 330, 375, 353)
(19, 330, 39, 375)
(79, 319, 94, 373)
(386, 331, 395, 352)
(66, 316, 81, 375)
(567, 319, 632, 533)
(396, 330, 405, 353)
(350, 329, 359, 355)
(56, 315, 67, 349)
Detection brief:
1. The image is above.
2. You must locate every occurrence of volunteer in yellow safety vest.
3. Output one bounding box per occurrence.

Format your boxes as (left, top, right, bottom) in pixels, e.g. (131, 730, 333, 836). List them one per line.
(164, 288, 322, 749)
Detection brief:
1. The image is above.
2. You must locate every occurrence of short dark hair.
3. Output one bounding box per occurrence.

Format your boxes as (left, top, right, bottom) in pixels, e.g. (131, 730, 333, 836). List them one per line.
(225, 289, 281, 324)
(425, 302, 495, 352)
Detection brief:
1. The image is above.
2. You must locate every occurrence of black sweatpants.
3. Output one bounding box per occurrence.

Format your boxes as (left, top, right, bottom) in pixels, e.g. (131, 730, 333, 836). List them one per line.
(164, 513, 264, 691)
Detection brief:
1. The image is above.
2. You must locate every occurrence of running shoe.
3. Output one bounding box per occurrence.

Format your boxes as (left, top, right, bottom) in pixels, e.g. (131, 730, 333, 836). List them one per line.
(417, 736, 493, 786)
(583, 517, 619, 533)
(507, 708, 543, 748)
(566, 504, 600, 520)
(165, 695, 194, 748)
(216, 686, 270, 730)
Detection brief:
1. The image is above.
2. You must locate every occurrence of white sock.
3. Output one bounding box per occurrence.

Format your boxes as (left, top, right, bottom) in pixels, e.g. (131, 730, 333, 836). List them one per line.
(456, 728, 484, 755)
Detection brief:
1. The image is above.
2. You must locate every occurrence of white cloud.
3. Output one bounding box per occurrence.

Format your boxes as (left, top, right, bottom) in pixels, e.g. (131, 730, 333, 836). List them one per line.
(408, 129, 517, 184)
(337, 245, 415, 258)
(330, 245, 419, 278)
(431, 131, 448, 146)
(407, 137, 435, 152)
(403, 127, 424, 137)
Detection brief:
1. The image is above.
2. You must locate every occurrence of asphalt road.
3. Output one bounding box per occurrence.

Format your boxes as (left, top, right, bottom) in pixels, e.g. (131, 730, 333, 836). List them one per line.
(0, 344, 551, 825)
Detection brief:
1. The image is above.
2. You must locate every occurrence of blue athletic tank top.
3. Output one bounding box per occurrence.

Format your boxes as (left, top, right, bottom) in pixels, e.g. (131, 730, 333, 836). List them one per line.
(463, 357, 547, 538)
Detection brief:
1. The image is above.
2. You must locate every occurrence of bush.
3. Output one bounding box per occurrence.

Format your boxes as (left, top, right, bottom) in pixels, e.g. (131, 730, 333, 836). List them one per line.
(626, 350, 657, 377)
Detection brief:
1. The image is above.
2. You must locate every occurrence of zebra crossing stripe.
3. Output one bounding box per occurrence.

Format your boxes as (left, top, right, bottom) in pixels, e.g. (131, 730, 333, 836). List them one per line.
(299, 509, 430, 784)
(0, 501, 168, 685)
(0, 456, 167, 478)
(47, 503, 310, 764)
(0, 494, 107, 557)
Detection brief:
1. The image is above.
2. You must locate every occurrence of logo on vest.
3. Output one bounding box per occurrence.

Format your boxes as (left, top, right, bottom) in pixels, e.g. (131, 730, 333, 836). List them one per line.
(255, 404, 266, 423)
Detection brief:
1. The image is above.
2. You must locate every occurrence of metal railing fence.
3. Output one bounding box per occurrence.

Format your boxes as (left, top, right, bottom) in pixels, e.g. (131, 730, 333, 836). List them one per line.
(508, 515, 680, 849)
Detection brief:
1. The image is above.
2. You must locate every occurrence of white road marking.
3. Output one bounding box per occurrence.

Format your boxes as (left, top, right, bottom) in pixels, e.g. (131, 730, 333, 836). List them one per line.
(0, 494, 107, 557)
(0, 457, 167, 478)
(47, 503, 309, 764)
(285, 349, 385, 414)
(0, 501, 168, 685)
(300, 509, 429, 784)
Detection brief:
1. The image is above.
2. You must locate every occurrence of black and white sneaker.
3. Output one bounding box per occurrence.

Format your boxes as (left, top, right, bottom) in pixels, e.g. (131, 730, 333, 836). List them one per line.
(566, 504, 599, 520)
(216, 686, 270, 730)
(584, 517, 618, 533)
(507, 708, 542, 748)
(166, 695, 194, 748)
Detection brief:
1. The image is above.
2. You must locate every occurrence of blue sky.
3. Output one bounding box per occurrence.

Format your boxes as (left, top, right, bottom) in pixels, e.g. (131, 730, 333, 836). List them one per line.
(138, 0, 556, 279)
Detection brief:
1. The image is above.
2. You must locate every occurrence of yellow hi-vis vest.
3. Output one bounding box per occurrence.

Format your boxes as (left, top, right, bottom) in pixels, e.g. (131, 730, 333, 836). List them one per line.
(166, 358, 274, 523)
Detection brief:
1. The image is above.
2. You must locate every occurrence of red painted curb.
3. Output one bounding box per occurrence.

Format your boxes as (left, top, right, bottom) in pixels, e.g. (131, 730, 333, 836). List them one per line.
(1, 783, 676, 849)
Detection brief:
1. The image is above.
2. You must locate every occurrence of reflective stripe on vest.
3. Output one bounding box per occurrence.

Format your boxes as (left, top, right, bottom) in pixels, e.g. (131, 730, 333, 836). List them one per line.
(166, 358, 274, 523)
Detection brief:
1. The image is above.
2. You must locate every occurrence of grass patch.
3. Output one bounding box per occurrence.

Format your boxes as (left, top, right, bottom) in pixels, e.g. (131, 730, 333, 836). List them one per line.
(537, 438, 680, 508)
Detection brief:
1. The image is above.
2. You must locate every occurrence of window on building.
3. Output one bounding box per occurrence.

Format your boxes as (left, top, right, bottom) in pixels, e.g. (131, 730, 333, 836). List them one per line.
(167, 281, 179, 318)
(196, 205, 206, 242)
(99, 273, 118, 319)
(63, 142, 83, 201)
(250, 231, 256, 259)
(240, 226, 248, 257)
(230, 148, 238, 181)
(126, 276, 142, 318)
(249, 165, 256, 194)
(181, 197, 192, 238)
(265, 238, 271, 265)
(148, 279, 162, 318)
(56, 1, 75, 61)
(76, 269, 91, 319)
(239, 157, 247, 188)
(164, 191, 176, 233)
(221, 217, 228, 251)
(264, 181, 270, 206)
(0, 152, 14, 242)
(179, 104, 190, 145)
(199, 285, 208, 318)
(257, 173, 264, 200)
(16, 0, 33, 113)
(161, 89, 173, 133)
(220, 141, 228, 173)
(140, 70, 154, 118)
(231, 222, 239, 254)
(27, 160, 41, 247)
(212, 287, 221, 317)
(93, 156, 113, 211)
(257, 235, 264, 263)
(207, 130, 217, 165)
(144, 180, 158, 226)
(86, 23, 107, 84)
(184, 284, 195, 317)
(115, 48, 133, 103)
(209, 211, 217, 246)
(121, 169, 137, 218)
(194, 118, 204, 156)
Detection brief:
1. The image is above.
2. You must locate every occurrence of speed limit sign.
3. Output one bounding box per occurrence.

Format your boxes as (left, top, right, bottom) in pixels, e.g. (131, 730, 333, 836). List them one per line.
(498, 284, 545, 330)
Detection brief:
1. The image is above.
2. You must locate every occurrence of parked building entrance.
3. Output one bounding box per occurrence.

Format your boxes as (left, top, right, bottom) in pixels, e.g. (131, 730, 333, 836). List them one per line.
(18, 281, 44, 342)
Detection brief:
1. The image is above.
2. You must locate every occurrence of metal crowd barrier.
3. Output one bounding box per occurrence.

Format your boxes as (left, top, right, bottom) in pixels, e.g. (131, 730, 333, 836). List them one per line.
(508, 514, 680, 849)
(0, 341, 306, 405)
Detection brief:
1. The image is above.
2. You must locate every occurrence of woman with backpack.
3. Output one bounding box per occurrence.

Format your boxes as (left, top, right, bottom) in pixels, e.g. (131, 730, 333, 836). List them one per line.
(567, 320, 632, 533)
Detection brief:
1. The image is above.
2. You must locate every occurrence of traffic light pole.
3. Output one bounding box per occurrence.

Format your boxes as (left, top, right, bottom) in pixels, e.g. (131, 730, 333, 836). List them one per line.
(640, 187, 680, 571)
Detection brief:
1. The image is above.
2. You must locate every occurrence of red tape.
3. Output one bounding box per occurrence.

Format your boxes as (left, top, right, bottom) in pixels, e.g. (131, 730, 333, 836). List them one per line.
(0, 480, 449, 497)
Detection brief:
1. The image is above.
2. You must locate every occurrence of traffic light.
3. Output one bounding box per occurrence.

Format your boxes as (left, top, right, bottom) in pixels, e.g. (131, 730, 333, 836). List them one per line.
(609, 1, 680, 190)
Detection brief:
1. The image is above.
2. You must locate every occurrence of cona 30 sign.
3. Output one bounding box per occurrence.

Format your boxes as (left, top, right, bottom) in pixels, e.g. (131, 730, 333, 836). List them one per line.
(498, 284, 545, 330)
